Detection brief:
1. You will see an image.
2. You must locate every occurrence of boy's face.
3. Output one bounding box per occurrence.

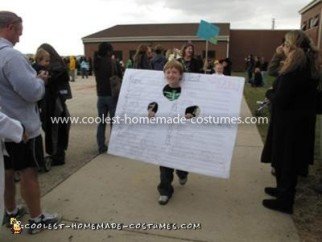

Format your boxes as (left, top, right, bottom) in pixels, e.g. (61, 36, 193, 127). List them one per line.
(165, 67, 182, 87)
(39, 57, 50, 68)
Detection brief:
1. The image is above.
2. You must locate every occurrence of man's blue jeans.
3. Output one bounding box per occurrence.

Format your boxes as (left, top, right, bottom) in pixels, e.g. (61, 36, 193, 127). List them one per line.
(96, 96, 116, 152)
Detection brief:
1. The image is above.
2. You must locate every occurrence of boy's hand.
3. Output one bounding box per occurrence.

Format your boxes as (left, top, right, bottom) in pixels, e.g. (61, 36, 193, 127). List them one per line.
(185, 113, 194, 119)
(148, 109, 156, 118)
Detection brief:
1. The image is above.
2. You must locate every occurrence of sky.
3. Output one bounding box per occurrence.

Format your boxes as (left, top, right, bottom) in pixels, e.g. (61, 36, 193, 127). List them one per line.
(1, 0, 311, 55)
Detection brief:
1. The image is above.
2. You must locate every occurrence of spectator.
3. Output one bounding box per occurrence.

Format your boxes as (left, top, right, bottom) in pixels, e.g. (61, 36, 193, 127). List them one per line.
(94, 42, 121, 154)
(80, 57, 89, 79)
(133, 44, 152, 69)
(38, 43, 72, 166)
(254, 56, 261, 68)
(32, 48, 50, 74)
(151, 44, 167, 71)
(177, 42, 203, 73)
(222, 58, 232, 76)
(245, 54, 255, 83)
(69, 56, 76, 82)
(0, 112, 26, 231)
(125, 55, 133, 69)
(213, 62, 224, 75)
(252, 67, 263, 87)
(261, 30, 320, 214)
(0, 11, 60, 234)
(260, 57, 269, 85)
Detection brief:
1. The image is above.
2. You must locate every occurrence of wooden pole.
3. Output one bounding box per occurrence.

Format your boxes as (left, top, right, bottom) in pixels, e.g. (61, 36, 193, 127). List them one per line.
(204, 41, 209, 74)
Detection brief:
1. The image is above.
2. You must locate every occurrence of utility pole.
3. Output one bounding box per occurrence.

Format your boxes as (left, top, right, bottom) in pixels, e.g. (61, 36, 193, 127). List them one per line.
(272, 18, 276, 30)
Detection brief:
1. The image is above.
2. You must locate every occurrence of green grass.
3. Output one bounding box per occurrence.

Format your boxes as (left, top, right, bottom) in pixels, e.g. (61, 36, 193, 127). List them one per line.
(233, 72, 275, 142)
(235, 71, 322, 160)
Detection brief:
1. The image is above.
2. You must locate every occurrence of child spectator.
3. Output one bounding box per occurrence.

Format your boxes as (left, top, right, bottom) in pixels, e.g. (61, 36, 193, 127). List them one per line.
(252, 67, 263, 87)
(32, 49, 50, 74)
(213, 62, 224, 75)
(80, 58, 89, 79)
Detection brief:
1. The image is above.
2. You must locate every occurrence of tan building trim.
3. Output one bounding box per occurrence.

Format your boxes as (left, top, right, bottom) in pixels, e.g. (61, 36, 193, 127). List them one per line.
(299, 0, 322, 14)
(318, 8, 322, 48)
(82, 35, 230, 43)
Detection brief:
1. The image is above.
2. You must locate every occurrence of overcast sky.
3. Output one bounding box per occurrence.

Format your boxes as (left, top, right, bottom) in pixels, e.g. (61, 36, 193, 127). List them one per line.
(2, 0, 310, 55)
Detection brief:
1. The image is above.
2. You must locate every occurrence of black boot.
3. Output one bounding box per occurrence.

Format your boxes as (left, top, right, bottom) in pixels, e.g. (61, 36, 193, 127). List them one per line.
(264, 187, 279, 197)
(52, 149, 65, 166)
(262, 199, 293, 214)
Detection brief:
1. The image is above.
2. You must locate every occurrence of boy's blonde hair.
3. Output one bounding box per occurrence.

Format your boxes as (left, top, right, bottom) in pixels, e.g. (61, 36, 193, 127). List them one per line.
(35, 48, 50, 63)
(163, 59, 184, 75)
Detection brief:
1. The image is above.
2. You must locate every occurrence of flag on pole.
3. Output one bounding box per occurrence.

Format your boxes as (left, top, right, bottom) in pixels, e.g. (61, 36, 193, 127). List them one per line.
(196, 20, 220, 44)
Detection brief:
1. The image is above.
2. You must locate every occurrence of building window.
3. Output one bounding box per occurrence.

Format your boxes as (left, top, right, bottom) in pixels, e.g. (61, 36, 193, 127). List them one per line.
(114, 51, 123, 61)
(202, 50, 216, 59)
(309, 16, 319, 28)
(301, 21, 307, 31)
(312, 15, 319, 27)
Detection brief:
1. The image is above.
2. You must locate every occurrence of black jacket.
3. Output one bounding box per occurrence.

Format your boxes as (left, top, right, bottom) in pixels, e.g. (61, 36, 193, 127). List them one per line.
(42, 63, 71, 155)
(261, 67, 318, 176)
(151, 54, 167, 71)
(177, 58, 203, 73)
(94, 54, 122, 97)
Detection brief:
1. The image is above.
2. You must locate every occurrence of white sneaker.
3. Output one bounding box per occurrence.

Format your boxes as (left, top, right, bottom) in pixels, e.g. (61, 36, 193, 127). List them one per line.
(28, 212, 62, 234)
(158, 195, 170, 205)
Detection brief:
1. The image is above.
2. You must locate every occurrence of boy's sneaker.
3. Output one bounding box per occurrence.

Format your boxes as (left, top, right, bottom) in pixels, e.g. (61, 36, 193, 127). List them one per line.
(158, 195, 170, 205)
(3, 205, 27, 228)
(28, 213, 62, 234)
(179, 177, 188, 185)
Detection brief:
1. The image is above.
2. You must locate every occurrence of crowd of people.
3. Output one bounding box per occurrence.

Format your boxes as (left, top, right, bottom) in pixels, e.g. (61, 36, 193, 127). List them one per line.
(245, 54, 269, 87)
(0, 10, 321, 236)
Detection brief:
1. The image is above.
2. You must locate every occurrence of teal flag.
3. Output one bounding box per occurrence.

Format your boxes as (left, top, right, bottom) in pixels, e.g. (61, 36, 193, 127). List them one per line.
(196, 20, 220, 44)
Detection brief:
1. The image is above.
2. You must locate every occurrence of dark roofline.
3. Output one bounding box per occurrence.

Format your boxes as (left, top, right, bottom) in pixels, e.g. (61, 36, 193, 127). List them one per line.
(82, 22, 230, 39)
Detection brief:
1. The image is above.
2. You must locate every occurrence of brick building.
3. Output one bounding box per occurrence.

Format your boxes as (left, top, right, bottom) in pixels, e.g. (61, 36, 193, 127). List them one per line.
(299, 0, 322, 49)
(82, 23, 289, 71)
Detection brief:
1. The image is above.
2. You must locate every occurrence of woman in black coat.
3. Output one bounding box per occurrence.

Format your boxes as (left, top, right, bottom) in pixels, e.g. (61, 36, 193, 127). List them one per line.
(261, 30, 320, 214)
(38, 43, 72, 165)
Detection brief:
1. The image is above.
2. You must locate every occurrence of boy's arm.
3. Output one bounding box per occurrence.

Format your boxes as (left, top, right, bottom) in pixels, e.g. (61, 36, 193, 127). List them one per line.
(185, 105, 199, 119)
(147, 102, 158, 118)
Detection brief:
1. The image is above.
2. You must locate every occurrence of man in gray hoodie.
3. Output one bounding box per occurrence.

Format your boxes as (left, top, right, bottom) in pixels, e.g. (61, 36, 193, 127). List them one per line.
(0, 11, 60, 234)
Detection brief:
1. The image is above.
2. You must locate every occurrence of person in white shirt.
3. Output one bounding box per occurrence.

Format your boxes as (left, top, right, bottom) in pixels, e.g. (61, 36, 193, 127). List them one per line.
(0, 111, 24, 229)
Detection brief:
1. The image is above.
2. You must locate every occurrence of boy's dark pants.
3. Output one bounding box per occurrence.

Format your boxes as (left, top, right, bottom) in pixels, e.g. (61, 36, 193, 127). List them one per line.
(157, 166, 188, 197)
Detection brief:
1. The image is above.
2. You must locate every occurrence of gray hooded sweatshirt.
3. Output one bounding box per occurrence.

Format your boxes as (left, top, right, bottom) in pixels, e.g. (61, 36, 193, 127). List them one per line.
(0, 38, 45, 139)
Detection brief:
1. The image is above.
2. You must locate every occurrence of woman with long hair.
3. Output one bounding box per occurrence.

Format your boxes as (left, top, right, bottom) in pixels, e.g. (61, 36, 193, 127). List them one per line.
(261, 30, 320, 214)
(177, 42, 203, 73)
(133, 44, 152, 70)
(38, 43, 72, 166)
